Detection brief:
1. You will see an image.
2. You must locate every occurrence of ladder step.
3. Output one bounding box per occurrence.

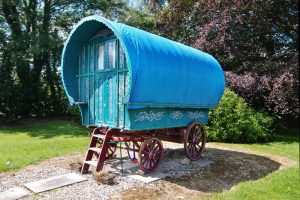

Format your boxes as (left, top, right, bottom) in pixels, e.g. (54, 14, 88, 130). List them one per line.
(92, 134, 105, 139)
(88, 147, 101, 153)
(84, 160, 98, 167)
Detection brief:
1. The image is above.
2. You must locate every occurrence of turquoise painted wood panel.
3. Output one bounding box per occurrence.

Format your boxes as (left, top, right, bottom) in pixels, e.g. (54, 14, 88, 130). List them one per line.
(125, 108, 209, 130)
(77, 33, 124, 127)
(95, 75, 104, 124)
(118, 72, 125, 128)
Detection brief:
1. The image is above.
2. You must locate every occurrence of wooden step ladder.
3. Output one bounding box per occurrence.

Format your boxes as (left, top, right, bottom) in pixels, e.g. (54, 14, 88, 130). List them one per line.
(81, 129, 112, 174)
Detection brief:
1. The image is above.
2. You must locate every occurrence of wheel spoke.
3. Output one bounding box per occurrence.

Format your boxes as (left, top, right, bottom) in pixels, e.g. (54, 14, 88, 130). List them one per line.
(150, 159, 155, 168)
(144, 144, 151, 153)
(192, 144, 197, 158)
(189, 143, 194, 157)
(145, 159, 151, 169)
(194, 145, 200, 155)
(142, 157, 149, 166)
(188, 143, 193, 153)
(153, 143, 160, 151)
(193, 127, 199, 137)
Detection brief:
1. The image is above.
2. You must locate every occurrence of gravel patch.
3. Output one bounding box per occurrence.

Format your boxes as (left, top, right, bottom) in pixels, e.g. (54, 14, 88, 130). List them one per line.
(0, 165, 159, 200)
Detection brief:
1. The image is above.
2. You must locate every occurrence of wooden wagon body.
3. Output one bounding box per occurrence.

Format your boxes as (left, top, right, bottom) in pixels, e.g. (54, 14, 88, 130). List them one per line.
(61, 16, 225, 173)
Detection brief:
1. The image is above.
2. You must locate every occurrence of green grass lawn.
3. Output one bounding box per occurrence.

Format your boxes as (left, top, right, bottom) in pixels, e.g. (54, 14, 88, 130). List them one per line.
(208, 129, 299, 200)
(0, 120, 89, 171)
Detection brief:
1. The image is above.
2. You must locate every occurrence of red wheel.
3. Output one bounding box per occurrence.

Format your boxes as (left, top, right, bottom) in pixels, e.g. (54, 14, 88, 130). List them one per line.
(125, 141, 140, 162)
(138, 138, 163, 173)
(184, 122, 206, 161)
(95, 139, 117, 158)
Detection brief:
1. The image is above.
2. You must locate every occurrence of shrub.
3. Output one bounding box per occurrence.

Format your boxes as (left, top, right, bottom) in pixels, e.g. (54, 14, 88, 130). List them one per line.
(206, 89, 274, 143)
(225, 56, 299, 121)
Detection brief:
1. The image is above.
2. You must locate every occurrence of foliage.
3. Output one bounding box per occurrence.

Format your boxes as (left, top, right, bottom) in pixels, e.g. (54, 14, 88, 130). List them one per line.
(155, 0, 298, 71)
(207, 89, 274, 143)
(0, 0, 126, 119)
(226, 68, 299, 120)
(0, 120, 88, 172)
(119, 7, 158, 33)
(142, 0, 299, 119)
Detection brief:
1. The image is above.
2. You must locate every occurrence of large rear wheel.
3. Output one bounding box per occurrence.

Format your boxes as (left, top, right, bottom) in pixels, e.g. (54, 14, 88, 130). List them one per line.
(184, 122, 206, 160)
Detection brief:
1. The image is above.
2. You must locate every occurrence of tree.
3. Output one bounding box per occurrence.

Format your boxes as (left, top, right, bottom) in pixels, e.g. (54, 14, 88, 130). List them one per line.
(0, 0, 126, 119)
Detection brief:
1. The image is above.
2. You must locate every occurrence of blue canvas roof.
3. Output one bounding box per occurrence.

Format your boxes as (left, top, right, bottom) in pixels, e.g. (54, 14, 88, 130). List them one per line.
(61, 15, 225, 109)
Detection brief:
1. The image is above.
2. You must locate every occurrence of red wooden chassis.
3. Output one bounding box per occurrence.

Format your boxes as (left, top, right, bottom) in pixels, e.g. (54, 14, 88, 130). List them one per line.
(86, 122, 206, 173)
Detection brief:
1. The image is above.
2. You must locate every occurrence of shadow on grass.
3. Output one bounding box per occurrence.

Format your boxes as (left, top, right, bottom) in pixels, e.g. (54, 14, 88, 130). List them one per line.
(163, 147, 281, 193)
(0, 120, 87, 139)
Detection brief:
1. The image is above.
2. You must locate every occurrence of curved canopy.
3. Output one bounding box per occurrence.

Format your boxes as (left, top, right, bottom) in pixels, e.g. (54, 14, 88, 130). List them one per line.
(61, 15, 225, 109)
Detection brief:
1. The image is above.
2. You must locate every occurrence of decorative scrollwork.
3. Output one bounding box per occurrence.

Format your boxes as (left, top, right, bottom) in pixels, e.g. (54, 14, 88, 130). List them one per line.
(170, 111, 183, 120)
(188, 111, 206, 119)
(135, 111, 164, 122)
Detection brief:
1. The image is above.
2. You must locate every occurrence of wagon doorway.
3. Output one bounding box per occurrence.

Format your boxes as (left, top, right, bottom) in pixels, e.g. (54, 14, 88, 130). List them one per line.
(77, 32, 128, 128)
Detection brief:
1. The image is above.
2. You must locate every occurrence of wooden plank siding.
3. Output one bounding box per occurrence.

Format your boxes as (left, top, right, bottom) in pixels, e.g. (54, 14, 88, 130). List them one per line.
(77, 32, 129, 129)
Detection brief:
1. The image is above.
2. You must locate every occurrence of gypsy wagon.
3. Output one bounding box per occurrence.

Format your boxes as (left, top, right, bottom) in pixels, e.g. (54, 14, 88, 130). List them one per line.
(61, 16, 225, 173)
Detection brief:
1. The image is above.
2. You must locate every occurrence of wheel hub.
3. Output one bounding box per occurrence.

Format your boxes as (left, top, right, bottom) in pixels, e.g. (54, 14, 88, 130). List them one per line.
(193, 137, 199, 144)
(149, 151, 155, 159)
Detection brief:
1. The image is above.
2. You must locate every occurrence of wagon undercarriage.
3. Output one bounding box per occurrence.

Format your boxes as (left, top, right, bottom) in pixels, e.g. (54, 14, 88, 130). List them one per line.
(81, 122, 206, 174)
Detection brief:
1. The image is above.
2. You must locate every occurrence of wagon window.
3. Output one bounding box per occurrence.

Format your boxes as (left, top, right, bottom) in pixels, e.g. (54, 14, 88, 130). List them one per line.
(107, 41, 116, 69)
(98, 44, 104, 70)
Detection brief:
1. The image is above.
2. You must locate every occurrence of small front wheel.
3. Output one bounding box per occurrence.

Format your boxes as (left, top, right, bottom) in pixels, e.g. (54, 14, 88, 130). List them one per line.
(138, 138, 163, 173)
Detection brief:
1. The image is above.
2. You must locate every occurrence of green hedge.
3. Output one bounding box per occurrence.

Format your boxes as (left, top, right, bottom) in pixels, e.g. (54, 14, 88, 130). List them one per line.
(206, 89, 274, 143)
